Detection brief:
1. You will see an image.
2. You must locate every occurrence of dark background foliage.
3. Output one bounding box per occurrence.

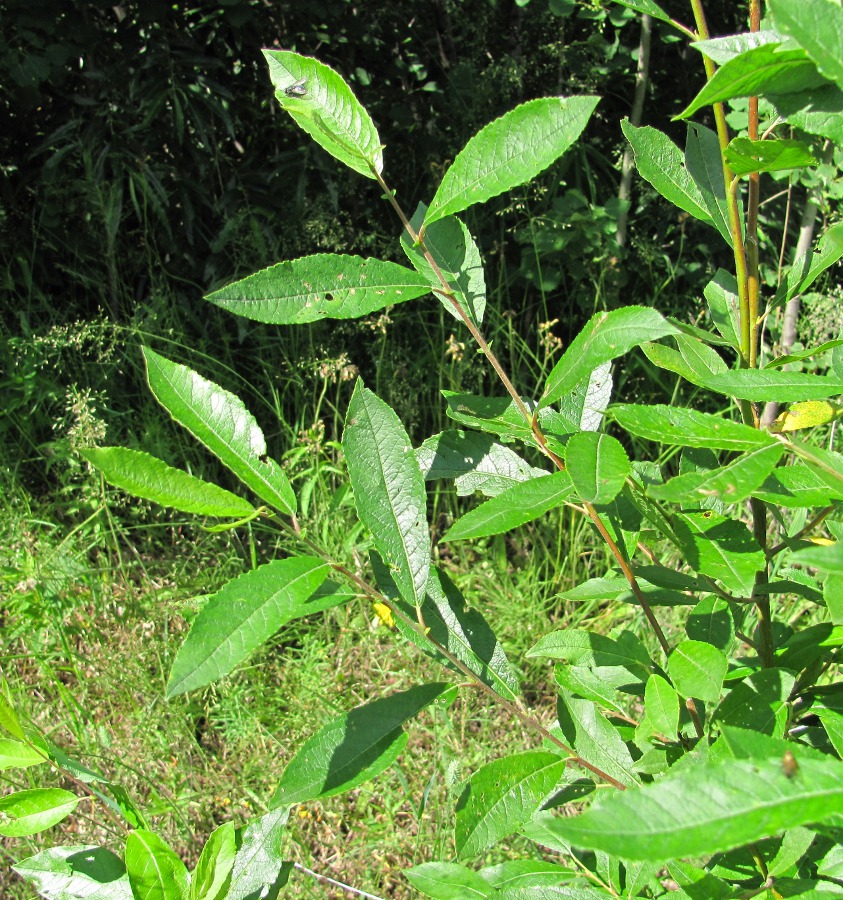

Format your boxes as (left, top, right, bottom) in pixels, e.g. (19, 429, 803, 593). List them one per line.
(1, 0, 745, 496)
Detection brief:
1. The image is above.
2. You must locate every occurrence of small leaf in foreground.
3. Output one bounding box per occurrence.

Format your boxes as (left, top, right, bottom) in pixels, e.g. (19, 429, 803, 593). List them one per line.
(668, 639, 728, 703)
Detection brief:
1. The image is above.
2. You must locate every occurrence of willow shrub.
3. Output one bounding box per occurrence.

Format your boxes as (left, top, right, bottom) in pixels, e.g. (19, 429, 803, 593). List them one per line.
(7, 0, 843, 896)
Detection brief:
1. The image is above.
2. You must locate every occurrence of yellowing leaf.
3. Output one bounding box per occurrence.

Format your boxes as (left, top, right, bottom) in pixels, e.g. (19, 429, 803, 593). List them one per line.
(770, 400, 843, 433)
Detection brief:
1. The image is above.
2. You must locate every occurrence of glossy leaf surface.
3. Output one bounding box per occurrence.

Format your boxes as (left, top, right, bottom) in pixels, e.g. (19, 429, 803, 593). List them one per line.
(167, 557, 329, 697)
(566, 432, 630, 505)
(455, 751, 567, 858)
(0, 738, 46, 770)
(0, 788, 78, 837)
(82, 447, 254, 518)
(769, 0, 843, 89)
(542, 307, 678, 408)
(264, 51, 383, 178)
(125, 830, 189, 900)
(13, 846, 132, 900)
(143, 348, 296, 516)
(444, 472, 574, 541)
(425, 96, 599, 226)
(190, 822, 236, 900)
(405, 862, 492, 899)
(206, 254, 430, 324)
(723, 137, 816, 175)
(344, 382, 430, 606)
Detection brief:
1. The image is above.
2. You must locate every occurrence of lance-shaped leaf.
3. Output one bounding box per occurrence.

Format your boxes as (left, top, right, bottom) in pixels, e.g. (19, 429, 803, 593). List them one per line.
(535, 751, 843, 861)
(612, 404, 779, 450)
(705, 270, 741, 349)
(263, 51, 383, 178)
(643, 334, 729, 389)
(190, 823, 237, 900)
(679, 43, 825, 120)
(691, 29, 787, 65)
(401, 206, 486, 327)
(373, 558, 520, 701)
(0, 788, 78, 837)
(166, 557, 330, 697)
(673, 511, 764, 595)
(81, 447, 254, 519)
(271, 683, 449, 806)
(770, 82, 843, 145)
(416, 430, 546, 498)
(125, 830, 189, 900)
(226, 809, 291, 900)
(527, 628, 653, 684)
(344, 383, 430, 606)
(541, 307, 678, 409)
(0, 738, 46, 770)
(685, 123, 736, 247)
(13, 846, 132, 900)
(647, 443, 784, 505)
(723, 137, 816, 176)
(706, 369, 843, 402)
(772, 399, 843, 434)
(566, 432, 630, 505)
(790, 542, 843, 574)
(769, 0, 843, 90)
(478, 859, 578, 891)
(444, 471, 575, 542)
(424, 96, 599, 227)
(206, 254, 431, 324)
(621, 122, 713, 225)
(609, 0, 678, 28)
(773, 221, 843, 310)
(143, 348, 296, 516)
(455, 751, 567, 858)
(558, 362, 613, 433)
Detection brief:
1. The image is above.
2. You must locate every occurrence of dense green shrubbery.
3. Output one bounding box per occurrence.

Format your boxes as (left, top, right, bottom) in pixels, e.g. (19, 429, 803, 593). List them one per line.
(4, 0, 843, 897)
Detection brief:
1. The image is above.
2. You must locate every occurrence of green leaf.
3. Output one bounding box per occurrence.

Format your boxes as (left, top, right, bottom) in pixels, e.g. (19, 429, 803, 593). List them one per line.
(765, 340, 843, 369)
(715, 669, 796, 737)
(0, 683, 25, 740)
(554, 665, 627, 716)
(566, 433, 630, 505)
(674, 511, 764, 595)
(344, 382, 430, 606)
(425, 96, 599, 227)
(612, 404, 778, 450)
(668, 639, 728, 703)
(263, 51, 383, 178)
(769, 0, 843, 90)
(825, 574, 843, 625)
(226, 809, 291, 900)
(13, 846, 132, 900)
(401, 206, 486, 327)
(528, 629, 653, 683)
(142, 348, 296, 516)
(686, 596, 734, 651)
(790, 542, 843, 574)
(374, 560, 520, 701)
(620, 122, 713, 225)
(648, 443, 784, 505)
(404, 862, 493, 899)
(416, 430, 545, 498)
(691, 29, 787, 65)
(724, 137, 817, 175)
(81, 447, 254, 518)
(706, 369, 843, 402)
(536, 751, 843, 861)
(705, 270, 741, 349)
(206, 254, 430, 324)
(444, 471, 574, 541)
(191, 822, 237, 900)
(125, 830, 189, 900)
(0, 737, 47, 770)
(754, 462, 843, 507)
(455, 751, 567, 858)
(271, 683, 448, 806)
(641, 333, 728, 388)
(542, 307, 679, 408)
(679, 42, 825, 119)
(478, 860, 576, 890)
(685, 123, 737, 247)
(166, 557, 329, 697)
(556, 690, 639, 787)
(645, 674, 680, 737)
(0, 788, 78, 837)
(770, 82, 843, 145)
(608, 0, 677, 28)
(791, 443, 843, 494)
(557, 362, 613, 433)
(774, 222, 843, 310)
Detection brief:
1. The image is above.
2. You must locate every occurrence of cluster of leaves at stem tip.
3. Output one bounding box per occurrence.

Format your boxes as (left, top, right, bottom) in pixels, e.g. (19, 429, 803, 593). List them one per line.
(6, 0, 843, 897)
